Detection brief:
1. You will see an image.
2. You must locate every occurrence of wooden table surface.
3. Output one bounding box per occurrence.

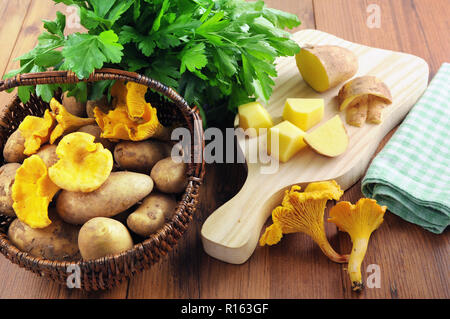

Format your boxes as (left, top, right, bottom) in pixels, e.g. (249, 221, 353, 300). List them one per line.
(0, 0, 448, 299)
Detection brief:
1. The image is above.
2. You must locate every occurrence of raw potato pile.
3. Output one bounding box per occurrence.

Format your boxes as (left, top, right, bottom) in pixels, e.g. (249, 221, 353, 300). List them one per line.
(0, 81, 188, 261)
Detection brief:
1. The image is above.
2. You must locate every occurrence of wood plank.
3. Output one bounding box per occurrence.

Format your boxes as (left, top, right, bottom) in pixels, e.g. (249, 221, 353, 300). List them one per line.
(268, 202, 349, 298)
(126, 221, 202, 298)
(314, 0, 449, 77)
(0, 0, 32, 77)
(197, 163, 272, 298)
(0, 0, 32, 127)
(0, 0, 53, 119)
(0, 0, 85, 118)
(313, 0, 450, 298)
(411, 0, 450, 74)
(263, 0, 315, 31)
(0, 263, 129, 298)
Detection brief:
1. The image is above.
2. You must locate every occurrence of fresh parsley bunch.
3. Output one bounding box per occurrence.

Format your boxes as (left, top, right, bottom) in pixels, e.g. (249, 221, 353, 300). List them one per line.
(4, 0, 301, 126)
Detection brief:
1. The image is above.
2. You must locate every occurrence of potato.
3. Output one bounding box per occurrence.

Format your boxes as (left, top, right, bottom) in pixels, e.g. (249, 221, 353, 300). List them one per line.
(238, 102, 274, 137)
(3, 129, 26, 163)
(295, 45, 358, 92)
(86, 96, 110, 118)
(153, 126, 172, 142)
(62, 92, 86, 117)
(77, 124, 115, 151)
(78, 217, 133, 260)
(304, 115, 349, 157)
(127, 192, 177, 237)
(56, 171, 154, 224)
(0, 163, 20, 217)
(8, 211, 81, 261)
(114, 140, 171, 173)
(150, 157, 188, 194)
(36, 144, 58, 167)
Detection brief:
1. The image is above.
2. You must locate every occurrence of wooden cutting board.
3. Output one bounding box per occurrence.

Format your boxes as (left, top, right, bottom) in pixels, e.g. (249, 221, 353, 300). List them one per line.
(201, 29, 429, 264)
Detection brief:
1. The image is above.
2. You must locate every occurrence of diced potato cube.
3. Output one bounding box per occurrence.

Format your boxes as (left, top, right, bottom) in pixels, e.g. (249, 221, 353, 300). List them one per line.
(282, 98, 324, 131)
(238, 102, 273, 137)
(267, 120, 307, 163)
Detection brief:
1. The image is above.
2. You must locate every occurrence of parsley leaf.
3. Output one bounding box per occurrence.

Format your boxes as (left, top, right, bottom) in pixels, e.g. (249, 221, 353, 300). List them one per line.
(62, 30, 123, 78)
(179, 42, 208, 74)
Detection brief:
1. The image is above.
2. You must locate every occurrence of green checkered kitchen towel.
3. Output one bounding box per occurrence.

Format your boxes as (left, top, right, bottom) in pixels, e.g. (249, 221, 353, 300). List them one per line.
(362, 63, 450, 234)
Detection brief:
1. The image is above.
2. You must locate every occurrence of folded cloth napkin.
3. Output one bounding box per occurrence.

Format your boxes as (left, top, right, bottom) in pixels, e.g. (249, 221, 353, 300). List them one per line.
(362, 63, 450, 234)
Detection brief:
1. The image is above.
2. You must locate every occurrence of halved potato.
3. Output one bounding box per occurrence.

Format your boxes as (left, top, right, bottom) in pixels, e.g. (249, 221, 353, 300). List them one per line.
(296, 45, 358, 93)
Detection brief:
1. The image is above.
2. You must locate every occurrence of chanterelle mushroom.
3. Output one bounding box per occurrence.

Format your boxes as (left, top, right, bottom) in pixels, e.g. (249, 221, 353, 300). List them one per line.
(110, 80, 149, 119)
(94, 97, 165, 141)
(18, 109, 56, 155)
(125, 81, 149, 119)
(328, 198, 386, 291)
(260, 181, 349, 263)
(11, 155, 60, 228)
(338, 76, 392, 126)
(48, 132, 113, 192)
(49, 98, 95, 143)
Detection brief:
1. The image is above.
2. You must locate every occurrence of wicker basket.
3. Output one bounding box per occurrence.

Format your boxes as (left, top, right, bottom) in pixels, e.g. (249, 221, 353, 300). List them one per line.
(0, 68, 205, 291)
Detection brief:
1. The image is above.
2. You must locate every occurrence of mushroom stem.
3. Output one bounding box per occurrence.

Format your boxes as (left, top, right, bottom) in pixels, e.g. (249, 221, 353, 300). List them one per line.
(314, 232, 349, 263)
(348, 237, 370, 291)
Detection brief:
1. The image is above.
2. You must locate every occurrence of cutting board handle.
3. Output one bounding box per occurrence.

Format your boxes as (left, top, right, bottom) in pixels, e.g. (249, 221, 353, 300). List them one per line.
(201, 176, 288, 264)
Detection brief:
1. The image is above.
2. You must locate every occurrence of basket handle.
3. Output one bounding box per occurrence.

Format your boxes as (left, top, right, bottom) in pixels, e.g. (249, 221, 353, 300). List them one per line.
(0, 68, 205, 180)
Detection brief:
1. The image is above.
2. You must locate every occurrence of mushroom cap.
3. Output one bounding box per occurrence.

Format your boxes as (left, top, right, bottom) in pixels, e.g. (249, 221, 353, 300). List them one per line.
(19, 109, 56, 155)
(277, 181, 343, 234)
(260, 181, 343, 245)
(95, 80, 164, 141)
(94, 103, 163, 141)
(259, 222, 283, 246)
(282, 180, 343, 208)
(338, 76, 392, 111)
(111, 81, 149, 119)
(111, 80, 127, 106)
(48, 132, 113, 193)
(49, 98, 95, 143)
(125, 82, 148, 119)
(328, 198, 386, 239)
(11, 155, 59, 228)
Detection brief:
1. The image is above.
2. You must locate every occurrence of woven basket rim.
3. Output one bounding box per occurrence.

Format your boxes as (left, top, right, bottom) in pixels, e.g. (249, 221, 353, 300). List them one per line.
(0, 68, 206, 290)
